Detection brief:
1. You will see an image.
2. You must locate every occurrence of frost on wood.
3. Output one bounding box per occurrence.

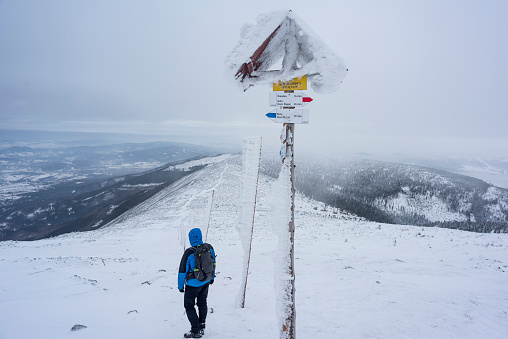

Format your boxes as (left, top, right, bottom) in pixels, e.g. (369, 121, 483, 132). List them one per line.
(236, 137, 262, 307)
(225, 10, 347, 94)
(269, 162, 294, 333)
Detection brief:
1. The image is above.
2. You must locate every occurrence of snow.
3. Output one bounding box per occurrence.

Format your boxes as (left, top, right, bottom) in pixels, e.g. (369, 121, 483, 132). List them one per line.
(482, 187, 508, 221)
(270, 161, 294, 335)
(375, 192, 468, 222)
(225, 10, 347, 94)
(106, 205, 118, 215)
(1, 155, 508, 338)
(0, 181, 48, 201)
(91, 220, 103, 228)
(163, 154, 233, 172)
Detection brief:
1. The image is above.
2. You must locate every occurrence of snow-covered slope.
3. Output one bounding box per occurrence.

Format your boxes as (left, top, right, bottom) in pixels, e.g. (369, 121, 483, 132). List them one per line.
(1, 155, 507, 338)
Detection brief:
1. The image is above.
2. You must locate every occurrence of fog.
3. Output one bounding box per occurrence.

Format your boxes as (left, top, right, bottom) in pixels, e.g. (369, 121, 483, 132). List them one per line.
(1, 0, 507, 157)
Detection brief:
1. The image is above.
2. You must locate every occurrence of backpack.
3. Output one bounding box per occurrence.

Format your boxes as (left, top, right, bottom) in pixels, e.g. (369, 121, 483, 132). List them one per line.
(192, 243, 215, 282)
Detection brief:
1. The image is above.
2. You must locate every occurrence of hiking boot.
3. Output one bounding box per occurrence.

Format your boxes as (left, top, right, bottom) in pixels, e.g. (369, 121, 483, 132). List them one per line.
(198, 323, 205, 335)
(183, 331, 202, 338)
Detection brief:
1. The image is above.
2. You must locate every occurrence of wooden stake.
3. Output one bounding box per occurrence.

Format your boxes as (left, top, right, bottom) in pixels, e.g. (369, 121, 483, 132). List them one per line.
(241, 137, 263, 308)
(205, 190, 215, 242)
(281, 123, 296, 339)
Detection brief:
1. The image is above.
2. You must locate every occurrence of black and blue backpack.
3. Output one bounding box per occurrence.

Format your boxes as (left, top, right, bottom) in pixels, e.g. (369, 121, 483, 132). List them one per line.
(191, 243, 215, 282)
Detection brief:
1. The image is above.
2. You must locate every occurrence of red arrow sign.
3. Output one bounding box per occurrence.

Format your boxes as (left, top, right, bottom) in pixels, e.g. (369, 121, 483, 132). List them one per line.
(269, 92, 314, 107)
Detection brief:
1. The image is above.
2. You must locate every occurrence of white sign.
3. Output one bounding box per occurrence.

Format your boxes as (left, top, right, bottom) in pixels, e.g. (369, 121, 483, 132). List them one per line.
(266, 108, 309, 124)
(269, 92, 313, 107)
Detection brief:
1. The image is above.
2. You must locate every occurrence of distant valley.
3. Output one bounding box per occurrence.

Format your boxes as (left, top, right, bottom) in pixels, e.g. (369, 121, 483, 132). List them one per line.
(1, 136, 507, 241)
(0, 140, 224, 240)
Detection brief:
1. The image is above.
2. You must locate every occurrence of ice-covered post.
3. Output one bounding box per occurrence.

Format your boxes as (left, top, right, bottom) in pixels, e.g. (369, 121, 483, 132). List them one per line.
(225, 10, 347, 339)
(237, 136, 263, 308)
(282, 122, 296, 337)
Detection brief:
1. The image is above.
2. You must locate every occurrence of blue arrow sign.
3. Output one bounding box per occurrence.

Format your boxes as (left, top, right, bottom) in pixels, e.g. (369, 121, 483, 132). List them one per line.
(265, 108, 309, 124)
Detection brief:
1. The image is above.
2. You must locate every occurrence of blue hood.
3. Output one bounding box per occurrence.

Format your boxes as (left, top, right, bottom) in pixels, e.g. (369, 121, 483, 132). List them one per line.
(189, 228, 203, 246)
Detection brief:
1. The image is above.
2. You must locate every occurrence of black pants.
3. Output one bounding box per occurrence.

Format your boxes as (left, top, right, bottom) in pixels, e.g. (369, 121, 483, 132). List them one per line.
(184, 283, 209, 332)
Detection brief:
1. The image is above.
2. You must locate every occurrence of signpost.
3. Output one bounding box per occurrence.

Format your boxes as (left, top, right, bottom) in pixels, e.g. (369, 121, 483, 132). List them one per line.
(280, 121, 296, 339)
(273, 75, 308, 91)
(269, 92, 313, 107)
(266, 76, 312, 124)
(266, 108, 309, 124)
(267, 74, 313, 339)
(227, 11, 346, 339)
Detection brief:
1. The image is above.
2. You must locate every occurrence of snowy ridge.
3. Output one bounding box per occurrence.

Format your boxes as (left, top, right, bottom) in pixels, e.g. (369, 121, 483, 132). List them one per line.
(1, 155, 507, 338)
(163, 154, 233, 172)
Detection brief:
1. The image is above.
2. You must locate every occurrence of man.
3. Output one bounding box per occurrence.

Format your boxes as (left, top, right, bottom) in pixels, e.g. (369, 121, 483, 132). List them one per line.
(178, 228, 216, 338)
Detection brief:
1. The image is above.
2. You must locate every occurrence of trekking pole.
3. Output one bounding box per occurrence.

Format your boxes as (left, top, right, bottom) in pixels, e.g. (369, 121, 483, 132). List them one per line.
(241, 137, 262, 308)
(205, 190, 215, 243)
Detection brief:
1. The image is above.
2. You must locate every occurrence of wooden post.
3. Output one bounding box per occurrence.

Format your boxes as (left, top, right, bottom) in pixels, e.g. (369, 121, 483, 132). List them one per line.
(205, 190, 215, 242)
(282, 123, 296, 339)
(240, 137, 263, 308)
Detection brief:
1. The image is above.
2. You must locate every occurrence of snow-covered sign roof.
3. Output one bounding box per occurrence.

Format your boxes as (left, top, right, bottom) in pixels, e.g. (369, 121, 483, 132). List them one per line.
(225, 10, 347, 94)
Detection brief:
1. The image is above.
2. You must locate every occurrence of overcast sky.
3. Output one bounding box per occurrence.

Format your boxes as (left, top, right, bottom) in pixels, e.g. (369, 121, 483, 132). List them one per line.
(1, 0, 507, 156)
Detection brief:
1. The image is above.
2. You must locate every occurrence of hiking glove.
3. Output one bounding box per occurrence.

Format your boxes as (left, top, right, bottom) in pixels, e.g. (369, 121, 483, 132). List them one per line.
(210, 279, 214, 285)
(179, 288, 184, 293)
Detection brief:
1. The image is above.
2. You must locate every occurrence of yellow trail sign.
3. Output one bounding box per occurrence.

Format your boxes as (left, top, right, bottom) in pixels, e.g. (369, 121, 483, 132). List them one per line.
(273, 75, 307, 91)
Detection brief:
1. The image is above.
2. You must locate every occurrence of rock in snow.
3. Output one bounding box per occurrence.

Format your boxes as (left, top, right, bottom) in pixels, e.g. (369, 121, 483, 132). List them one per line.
(71, 324, 87, 331)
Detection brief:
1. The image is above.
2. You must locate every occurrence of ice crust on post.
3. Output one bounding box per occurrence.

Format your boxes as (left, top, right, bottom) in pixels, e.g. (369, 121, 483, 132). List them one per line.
(236, 136, 262, 308)
(225, 10, 347, 94)
(270, 161, 294, 335)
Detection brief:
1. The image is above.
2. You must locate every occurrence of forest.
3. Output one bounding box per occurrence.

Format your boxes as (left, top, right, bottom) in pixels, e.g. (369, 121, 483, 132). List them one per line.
(261, 153, 508, 233)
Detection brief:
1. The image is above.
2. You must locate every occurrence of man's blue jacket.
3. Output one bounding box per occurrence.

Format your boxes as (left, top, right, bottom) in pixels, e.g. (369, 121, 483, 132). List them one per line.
(178, 228, 215, 290)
